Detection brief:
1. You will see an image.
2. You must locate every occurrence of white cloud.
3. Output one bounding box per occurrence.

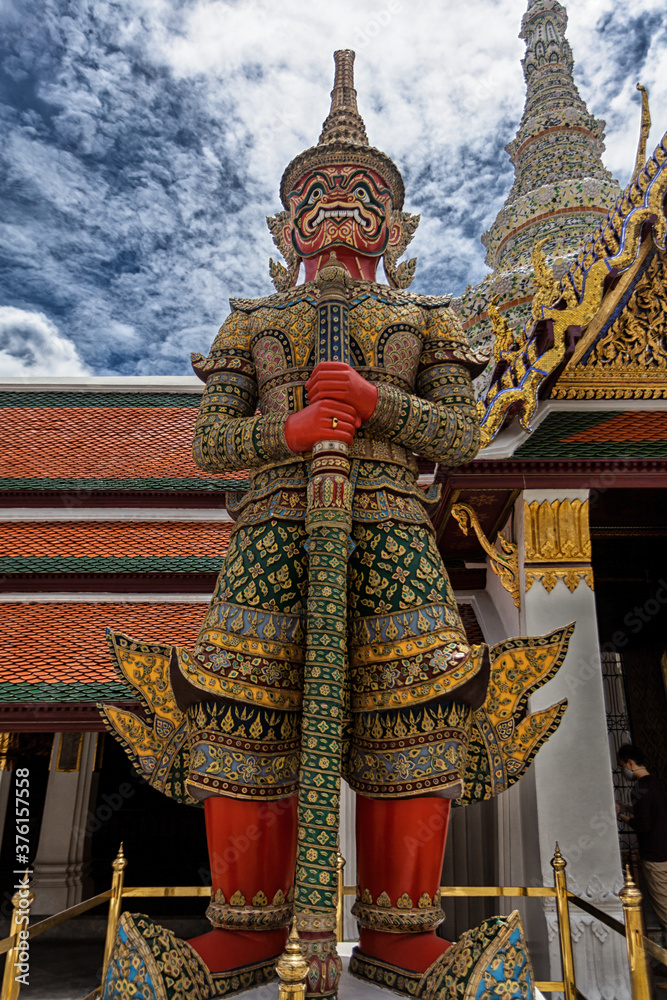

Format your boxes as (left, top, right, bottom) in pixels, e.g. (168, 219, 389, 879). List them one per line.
(0, 307, 91, 376)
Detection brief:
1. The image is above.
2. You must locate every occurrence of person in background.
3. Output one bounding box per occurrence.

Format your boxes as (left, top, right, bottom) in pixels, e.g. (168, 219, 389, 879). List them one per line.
(617, 743, 667, 946)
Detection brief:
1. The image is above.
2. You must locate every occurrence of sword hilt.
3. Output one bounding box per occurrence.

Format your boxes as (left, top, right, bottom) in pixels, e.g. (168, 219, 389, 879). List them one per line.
(315, 256, 350, 366)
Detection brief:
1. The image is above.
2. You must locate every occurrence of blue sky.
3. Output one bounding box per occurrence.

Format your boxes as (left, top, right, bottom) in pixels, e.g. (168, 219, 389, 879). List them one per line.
(0, 0, 665, 377)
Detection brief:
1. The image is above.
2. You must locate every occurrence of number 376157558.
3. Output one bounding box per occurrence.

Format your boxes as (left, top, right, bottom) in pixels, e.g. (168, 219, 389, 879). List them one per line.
(14, 768, 30, 865)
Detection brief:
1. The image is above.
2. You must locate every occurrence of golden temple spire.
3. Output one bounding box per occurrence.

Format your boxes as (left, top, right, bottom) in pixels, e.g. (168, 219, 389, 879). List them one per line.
(318, 50, 369, 147)
(631, 84, 651, 184)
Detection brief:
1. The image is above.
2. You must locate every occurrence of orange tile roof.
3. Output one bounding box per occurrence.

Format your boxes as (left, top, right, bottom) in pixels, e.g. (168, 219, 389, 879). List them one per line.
(0, 521, 233, 559)
(0, 601, 207, 688)
(0, 397, 249, 489)
(563, 412, 667, 443)
(2, 407, 206, 480)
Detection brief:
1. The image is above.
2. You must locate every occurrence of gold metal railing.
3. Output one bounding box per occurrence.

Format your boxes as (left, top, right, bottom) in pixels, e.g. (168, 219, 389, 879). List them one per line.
(1, 843, 664, 1000)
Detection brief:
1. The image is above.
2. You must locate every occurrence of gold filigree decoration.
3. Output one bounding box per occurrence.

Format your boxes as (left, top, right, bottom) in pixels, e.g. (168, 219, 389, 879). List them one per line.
(266, 211, 301, 291)
(523, 499, 593, 593)
(524, 498, 591, 563)
(384, 211, 420, 289)
(589, 249, 667, 371)
(525, 568, 594, 593)
(489, 295, 527, 365)
(531, 240, 561, 322)
(451, 502, 520, 609)
(631, 84, 651, 185)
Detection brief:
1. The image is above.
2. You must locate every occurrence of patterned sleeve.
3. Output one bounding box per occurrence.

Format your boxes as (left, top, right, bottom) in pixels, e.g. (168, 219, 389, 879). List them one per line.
(364, 306, 483, 466)
(191, 308, 294, 471)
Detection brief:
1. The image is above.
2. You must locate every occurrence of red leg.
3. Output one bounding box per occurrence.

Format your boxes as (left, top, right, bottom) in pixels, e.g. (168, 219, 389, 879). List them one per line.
(188, 795, 298, 973)
(355, 795, 452, 974)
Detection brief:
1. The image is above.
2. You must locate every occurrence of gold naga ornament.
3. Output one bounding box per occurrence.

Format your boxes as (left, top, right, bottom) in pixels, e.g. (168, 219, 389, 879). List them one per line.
(450, 502, 520, 609)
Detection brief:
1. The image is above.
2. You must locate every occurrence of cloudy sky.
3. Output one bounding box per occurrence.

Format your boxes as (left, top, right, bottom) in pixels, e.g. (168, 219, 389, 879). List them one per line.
(1, 0, 665, 377)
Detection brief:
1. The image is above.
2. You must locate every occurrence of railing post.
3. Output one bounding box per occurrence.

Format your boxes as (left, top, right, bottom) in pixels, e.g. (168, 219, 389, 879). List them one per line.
(551, 843, 577, 1000)
(101, 843, 127, 983)
(276, 917, 308, 1000)
(619, 865, 651, 1000)
(336, 846, 346, 943)
(0, 872, 33, 1000)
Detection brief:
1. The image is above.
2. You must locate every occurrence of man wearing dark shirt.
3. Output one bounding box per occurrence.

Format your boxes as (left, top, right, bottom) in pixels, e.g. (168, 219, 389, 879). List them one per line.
(617, 743, 667, 945)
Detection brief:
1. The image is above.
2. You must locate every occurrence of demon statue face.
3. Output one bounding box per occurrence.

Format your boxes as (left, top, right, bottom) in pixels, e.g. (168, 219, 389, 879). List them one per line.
(268, 168, 419, 289)
(267, 49, 419, 291)
(289, 165, 396, 259)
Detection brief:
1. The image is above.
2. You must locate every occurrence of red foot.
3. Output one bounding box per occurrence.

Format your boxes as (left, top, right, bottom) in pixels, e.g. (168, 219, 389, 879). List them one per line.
(359, 929, 452, 975)
(188, 927, 287, 973)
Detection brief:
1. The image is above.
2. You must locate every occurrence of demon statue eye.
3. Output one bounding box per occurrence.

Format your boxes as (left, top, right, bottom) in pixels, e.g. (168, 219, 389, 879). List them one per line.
(308, 186, 325, 204)
(354, 185, 371, 203)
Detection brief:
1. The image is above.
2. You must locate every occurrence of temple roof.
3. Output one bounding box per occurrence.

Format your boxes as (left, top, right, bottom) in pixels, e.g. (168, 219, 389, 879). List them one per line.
(514, 411, 667, 460)
(0, 600, 207, 702)
(0, 520, 233, 576)
(0, 384, 247, 493)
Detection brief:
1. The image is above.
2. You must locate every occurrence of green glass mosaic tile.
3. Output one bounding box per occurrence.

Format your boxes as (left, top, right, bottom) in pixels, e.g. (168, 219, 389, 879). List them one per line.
(0, 681, 134, 703)
(0, 392, 201, 409)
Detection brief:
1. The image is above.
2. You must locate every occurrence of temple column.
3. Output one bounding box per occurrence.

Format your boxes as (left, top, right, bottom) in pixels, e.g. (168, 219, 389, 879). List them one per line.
(0, 734, 19, 858)
(471, 560, 553, 976)
(519, 489, 629, 1000)
(31, 732, 99, 914)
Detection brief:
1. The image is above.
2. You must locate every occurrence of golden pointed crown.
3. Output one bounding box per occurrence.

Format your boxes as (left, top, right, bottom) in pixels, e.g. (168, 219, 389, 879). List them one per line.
(279, 50, 405, 209)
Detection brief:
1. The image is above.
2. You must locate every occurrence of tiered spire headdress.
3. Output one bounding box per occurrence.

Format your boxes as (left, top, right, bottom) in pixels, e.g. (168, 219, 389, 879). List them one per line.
(268, 50, 419, 290)
(280, 49, 405, 209)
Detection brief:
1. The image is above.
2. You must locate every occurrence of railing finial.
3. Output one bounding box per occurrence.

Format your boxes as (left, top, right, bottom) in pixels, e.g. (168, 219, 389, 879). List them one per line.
(620, 862, 651, 999)
(276, 917, 308, 1000)
(551, 841, 566, 872)
(112, 842, 127, 872)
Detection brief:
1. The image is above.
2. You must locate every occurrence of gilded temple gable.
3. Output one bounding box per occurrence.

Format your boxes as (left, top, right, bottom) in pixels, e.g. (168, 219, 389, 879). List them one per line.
(551, 245, 667, 401)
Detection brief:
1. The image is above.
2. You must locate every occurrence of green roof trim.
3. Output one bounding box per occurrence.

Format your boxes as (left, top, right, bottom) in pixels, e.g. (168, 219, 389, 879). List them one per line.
(0, 477, 249, 492)
(1, 557, 224, 574)
(0, 392, 201, 409)
(0, 681, 135, 703)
